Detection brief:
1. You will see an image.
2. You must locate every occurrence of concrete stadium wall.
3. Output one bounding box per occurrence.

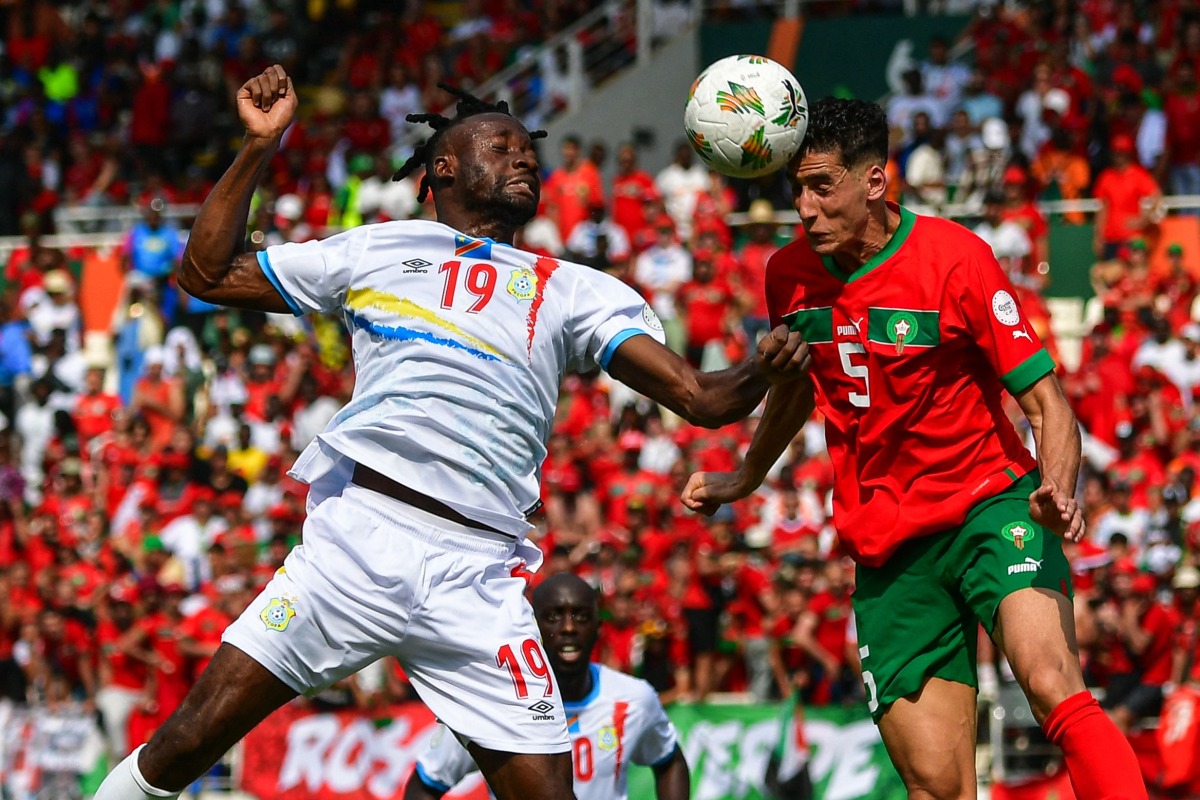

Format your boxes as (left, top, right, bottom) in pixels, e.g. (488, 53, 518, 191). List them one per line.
(542, 29, 700, 179)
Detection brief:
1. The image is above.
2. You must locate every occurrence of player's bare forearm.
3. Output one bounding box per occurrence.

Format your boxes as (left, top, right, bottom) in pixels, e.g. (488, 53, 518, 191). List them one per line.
(608, 325, 811, 429)
(742, 380, 815, 486)
(178, 138, 290, 313)
(653, 747, 691, 800)
(1016, 375, 1081, 498)
(179, 66, 298, 313)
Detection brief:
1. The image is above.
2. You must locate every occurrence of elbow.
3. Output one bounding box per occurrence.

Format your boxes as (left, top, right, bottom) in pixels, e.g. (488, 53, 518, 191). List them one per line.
(177, 251, 216, 300)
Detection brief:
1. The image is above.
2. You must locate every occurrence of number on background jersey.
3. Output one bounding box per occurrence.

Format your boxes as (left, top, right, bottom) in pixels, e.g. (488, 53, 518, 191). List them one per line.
(497, 639, 554, 699)
(837, 341, 870, 408)
(574, 737, 594, 781)
(439, 261, 497, 313)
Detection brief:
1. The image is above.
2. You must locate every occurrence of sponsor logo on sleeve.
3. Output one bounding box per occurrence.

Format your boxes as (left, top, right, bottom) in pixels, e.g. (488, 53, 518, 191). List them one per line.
(642, 304, 663, 332)
(991, 290, 1021, 326)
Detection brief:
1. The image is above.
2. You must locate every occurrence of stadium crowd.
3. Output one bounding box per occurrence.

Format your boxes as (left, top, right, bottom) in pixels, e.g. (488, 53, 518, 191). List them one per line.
(4, 0, 1200, 772)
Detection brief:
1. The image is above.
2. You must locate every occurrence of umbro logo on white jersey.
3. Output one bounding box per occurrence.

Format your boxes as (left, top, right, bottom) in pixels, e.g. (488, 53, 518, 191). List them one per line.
(528, 700, 556, 721)
(403, 258, 432, 273)
(1007, 557, 1043, 576)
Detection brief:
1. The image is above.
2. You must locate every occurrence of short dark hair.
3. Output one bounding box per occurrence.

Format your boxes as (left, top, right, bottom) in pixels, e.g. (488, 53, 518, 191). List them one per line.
(798, 97, 889, 169)
(393, 83, 547, 203)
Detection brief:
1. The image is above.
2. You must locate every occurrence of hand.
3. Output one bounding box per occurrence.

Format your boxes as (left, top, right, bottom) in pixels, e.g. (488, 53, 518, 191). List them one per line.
(237, 65, 297, 141)
(1029, 482, 1085, 542)
(681, 470, 751, 516)
(755, 324, 812, 383)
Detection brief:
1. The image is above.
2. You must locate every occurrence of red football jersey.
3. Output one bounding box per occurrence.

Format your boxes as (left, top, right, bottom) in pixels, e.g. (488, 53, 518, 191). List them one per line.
(766, 206, 1050, 566)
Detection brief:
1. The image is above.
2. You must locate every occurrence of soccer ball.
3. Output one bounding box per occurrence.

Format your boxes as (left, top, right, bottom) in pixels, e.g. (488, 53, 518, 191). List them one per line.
(684, 55, 808, 179)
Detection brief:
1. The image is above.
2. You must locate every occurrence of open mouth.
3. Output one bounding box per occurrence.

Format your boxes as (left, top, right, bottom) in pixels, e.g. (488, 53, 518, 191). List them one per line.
(556, 644, 584, 663)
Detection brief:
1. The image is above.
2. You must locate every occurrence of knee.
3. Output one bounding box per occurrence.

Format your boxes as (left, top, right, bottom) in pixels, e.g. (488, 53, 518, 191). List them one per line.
(903, 765, 973, 800)
(1020, 657, 1085, 721)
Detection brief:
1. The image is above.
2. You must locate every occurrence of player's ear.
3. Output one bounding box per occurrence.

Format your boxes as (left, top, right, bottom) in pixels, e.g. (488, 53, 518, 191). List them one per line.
(864, 162, 887, 202)
(432, 153, 456, 186)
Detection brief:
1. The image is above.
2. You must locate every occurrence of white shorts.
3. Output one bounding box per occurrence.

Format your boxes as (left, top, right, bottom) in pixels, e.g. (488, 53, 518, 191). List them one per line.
(223, 484, 569, 754)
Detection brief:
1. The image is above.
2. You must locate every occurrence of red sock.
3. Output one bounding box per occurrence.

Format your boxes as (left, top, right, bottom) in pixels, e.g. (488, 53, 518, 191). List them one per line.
(1042, 690, 1148, 800)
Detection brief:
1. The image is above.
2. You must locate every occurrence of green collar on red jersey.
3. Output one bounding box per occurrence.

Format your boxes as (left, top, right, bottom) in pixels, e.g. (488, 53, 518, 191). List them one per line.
(820, 205, 915, 283)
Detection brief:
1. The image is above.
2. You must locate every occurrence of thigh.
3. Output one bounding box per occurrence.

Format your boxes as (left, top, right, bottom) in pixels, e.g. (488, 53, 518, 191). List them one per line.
(222, 493, 421, 695)
(992, 587, 1086, 722)
(954, 474, 1074, 636)
(399, 543, 571, 755)
(467, 745, 574, 800)
(877, 677, 978, 800)
(853, 532, 978, 722)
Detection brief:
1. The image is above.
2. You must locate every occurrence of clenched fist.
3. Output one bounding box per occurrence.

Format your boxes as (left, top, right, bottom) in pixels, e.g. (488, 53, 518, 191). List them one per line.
(238, 65, 297, 141)
(755, 324, 812, 383)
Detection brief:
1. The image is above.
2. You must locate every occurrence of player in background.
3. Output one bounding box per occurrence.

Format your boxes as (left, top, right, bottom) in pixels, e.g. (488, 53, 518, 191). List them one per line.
(93, 66, 810, 800)
(682, 98, 1148, 800)
(404, 573, 689, 800)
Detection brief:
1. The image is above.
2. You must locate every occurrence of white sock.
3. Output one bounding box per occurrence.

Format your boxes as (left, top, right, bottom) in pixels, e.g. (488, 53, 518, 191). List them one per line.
(94, 744, 181, 800)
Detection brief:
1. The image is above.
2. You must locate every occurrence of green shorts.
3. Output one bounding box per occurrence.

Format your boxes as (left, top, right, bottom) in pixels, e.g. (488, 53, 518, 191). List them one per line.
(852, 472, 1073, 723)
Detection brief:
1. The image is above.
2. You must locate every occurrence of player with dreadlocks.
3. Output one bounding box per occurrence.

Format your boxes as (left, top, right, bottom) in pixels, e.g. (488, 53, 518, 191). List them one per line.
(95, 65, 813, 800)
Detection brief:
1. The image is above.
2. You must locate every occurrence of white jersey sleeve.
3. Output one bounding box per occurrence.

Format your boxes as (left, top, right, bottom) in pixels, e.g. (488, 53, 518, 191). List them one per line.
(568, 268, 666, 374)
(256, 228, 369, 315)
(628, 681, 679, 768)
(413, 724, 480, 795)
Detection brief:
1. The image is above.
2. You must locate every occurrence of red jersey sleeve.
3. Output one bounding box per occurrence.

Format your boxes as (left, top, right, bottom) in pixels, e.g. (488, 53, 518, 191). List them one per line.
(954, 243, 1056, 395)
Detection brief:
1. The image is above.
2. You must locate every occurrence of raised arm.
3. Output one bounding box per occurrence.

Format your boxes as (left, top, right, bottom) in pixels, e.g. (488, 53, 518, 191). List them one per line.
(606, 324, 811, 429)
(1016, 372, 1084, 542)
(681, 378, 816, 515)
(177, 66, 298, 314)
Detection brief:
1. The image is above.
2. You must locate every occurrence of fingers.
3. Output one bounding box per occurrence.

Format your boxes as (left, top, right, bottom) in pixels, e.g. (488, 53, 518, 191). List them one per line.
(680, 473, 720, 517)
(241, 65, 290, 111)
(759, 325, 812, 379)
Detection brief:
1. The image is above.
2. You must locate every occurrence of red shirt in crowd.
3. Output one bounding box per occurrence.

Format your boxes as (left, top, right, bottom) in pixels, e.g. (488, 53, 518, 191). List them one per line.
(612, 169, 659, 250)
(1094, 163, 1160, 244)
(677, 276, 734, 349)
(96, 620, 147, 692)
(178, 605, 233, 679)
(1138, 602, 1180, 686)
(1166, 86, 1200, 167)
(74, 391, 122, 444)
(542, 161, 604, 241)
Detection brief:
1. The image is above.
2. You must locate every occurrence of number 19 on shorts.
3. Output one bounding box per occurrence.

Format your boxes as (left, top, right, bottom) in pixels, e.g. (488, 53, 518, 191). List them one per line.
(497, 638, 554, 699)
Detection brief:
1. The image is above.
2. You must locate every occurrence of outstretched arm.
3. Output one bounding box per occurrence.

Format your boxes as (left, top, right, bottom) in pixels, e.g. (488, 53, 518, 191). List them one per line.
(606, 325, 811, 429)
(1015, 373, 1084, 542)
(178, 65, 298, 314)
(681, 379, 815, 515)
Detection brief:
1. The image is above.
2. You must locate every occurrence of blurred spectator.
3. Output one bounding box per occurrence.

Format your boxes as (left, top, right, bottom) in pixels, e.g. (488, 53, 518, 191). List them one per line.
(920, 35, 970, 124)
(565, 202, 632, 269)
(887, 68, 943, 149)
(542, 134, 604, 242)
(677, 249, 735, 369)
(655, 140, 708, 241)
(1093, 134, 1162, 259)
(974, 189, 1031, 277)
(611, 143, 660, 254)
(734, 200, 780, 346)
(634, 215, 691, 354)
(1165, 59, 1200, 202)
(122, 198, 185, 322)
(1031, 125, 1091, 223)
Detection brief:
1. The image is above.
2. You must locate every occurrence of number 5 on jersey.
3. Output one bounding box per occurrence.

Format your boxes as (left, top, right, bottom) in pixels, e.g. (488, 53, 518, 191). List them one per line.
(838, 341, 870, 408)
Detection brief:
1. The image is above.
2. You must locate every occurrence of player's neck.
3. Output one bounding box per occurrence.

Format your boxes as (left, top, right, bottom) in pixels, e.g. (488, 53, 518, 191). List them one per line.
(832, 203, 901, 274)
(436, 209, 518, 245)
(559, 664, 594, 703)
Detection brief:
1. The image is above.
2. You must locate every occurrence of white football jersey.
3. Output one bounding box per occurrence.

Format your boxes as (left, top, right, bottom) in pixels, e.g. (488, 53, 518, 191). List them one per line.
(414, 664, 679, 800)
(258, 220, 665, 544)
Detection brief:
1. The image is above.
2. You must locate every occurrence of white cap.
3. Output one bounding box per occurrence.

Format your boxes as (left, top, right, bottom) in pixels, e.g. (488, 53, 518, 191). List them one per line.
(144, 345, 165, 367)
(275, 194, 303, 222)
(1042, 88, 1071, 116)
(1184, 323, 1200, 342)
(981, 117, 1009, 150)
